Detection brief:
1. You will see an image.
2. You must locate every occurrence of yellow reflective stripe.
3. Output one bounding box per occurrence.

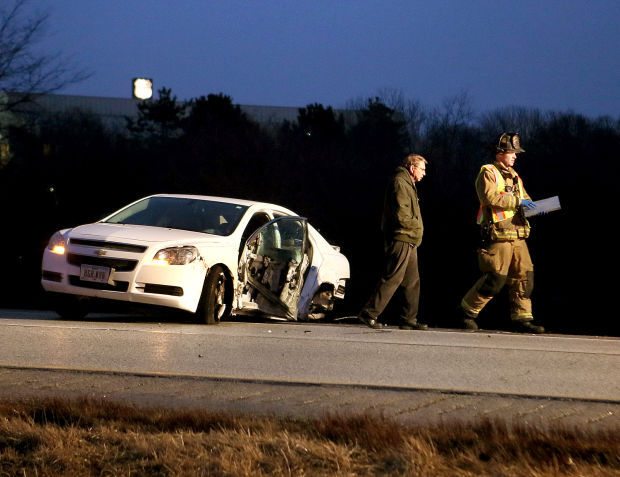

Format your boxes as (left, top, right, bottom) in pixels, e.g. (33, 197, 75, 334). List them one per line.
(476, 165, 518, 224)
(461, 298, 481, 316)
(493, 230, 520, 240)
(491, 227, 530, 240)
(493, 208, 508, 221)
(476, 207, 483, 223)
(511, 312, 534, 320)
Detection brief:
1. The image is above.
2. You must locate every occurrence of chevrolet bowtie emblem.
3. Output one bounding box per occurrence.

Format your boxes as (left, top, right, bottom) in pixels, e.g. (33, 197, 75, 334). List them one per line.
(95, 249, 107, 256)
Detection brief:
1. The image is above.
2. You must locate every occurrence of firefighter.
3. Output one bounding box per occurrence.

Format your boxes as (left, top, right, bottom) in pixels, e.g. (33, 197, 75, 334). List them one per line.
(459, 133, 545, 333)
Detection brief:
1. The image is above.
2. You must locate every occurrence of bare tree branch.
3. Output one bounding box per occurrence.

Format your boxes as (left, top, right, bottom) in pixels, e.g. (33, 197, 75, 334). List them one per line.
(0, 0, 91, 112)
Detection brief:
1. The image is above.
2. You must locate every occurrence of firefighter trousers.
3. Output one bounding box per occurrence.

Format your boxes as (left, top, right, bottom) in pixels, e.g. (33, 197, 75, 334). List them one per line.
(461, 239, 534, 322)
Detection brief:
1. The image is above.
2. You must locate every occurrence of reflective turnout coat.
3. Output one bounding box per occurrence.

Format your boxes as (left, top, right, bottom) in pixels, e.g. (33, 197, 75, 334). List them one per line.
(475, 162, 531, 241)
(461, 161, 535, 321)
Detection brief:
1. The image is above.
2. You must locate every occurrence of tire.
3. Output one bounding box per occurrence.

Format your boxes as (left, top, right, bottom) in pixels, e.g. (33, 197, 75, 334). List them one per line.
(199, 265, 230, 324)
(307, 284, 335, 320)
(52, 294, 90, 320)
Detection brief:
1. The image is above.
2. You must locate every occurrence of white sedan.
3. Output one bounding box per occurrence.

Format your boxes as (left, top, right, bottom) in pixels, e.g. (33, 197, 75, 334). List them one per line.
(41, 194, 350, 323)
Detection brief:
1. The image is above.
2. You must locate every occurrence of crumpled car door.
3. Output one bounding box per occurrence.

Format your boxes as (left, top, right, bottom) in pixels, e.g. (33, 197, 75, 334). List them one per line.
(237, 216, 309, 320)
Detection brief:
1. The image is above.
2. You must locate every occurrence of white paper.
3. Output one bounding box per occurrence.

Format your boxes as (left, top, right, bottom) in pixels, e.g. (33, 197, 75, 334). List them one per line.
(524, 196, 561, 217)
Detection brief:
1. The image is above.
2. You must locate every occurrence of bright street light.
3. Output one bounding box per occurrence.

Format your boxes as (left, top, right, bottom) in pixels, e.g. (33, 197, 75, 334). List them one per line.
(132, 78, 153, 100)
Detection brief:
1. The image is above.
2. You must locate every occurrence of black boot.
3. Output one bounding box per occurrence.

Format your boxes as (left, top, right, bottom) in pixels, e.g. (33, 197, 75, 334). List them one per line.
(458, 307, 479, 331)
(513, 320, 545, 334)
(461, 317, 479, 331)
(399, 321, 428, 330)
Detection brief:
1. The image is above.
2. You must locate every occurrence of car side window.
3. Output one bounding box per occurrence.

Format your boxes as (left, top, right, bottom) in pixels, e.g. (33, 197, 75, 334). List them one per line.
(240, 213, 272, 254)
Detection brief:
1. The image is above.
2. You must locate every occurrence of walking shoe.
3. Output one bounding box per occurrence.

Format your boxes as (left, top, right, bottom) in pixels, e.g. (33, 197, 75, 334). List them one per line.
(513, 321, 545, 334)
(461, 318, 479, 331)
(399, 322, 428, 330)
(358, 312, 382, 329)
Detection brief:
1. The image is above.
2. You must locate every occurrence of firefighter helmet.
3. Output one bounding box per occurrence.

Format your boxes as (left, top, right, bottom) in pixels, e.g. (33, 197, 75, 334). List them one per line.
(496, 132, 525, 153)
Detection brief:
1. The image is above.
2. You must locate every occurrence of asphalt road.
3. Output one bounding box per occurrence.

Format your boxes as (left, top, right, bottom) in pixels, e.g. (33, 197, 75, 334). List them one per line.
(1, 309, 619, 429)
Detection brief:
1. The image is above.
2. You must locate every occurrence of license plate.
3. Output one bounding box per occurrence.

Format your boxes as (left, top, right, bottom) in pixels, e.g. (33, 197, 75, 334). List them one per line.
(80, 264, 110, 283)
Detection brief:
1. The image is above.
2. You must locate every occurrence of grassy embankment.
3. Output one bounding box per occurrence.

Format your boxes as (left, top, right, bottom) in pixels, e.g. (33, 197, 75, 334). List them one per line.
(0, 397, 618, 476)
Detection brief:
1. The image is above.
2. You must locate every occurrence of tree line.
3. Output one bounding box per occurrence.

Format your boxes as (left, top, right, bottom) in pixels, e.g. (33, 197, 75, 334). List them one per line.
(1, 88, 618, 336)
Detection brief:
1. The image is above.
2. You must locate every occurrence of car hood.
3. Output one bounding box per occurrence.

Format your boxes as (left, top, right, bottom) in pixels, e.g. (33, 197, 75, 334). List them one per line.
(69, 223, 228, 244)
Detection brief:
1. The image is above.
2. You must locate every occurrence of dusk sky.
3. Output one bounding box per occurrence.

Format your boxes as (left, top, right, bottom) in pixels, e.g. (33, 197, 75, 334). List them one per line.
(35, 1, 619, 118)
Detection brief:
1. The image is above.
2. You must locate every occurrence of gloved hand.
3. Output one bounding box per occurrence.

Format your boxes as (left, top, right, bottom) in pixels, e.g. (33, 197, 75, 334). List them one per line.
(520, 199, 536, 210)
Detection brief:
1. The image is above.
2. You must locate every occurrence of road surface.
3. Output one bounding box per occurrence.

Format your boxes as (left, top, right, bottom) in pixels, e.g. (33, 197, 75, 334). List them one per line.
(1, 309, 618, 429)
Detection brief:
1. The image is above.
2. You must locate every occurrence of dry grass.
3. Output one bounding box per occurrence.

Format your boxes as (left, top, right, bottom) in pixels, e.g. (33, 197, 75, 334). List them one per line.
(0, 397, 618, 476)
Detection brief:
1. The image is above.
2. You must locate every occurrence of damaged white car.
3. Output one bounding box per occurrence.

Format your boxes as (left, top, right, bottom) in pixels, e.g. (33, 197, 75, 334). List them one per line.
(41, 194, 350, 323)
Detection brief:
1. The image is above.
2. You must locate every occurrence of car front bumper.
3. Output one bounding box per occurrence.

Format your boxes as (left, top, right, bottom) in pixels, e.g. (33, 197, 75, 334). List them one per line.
(41, 247, 207, 313)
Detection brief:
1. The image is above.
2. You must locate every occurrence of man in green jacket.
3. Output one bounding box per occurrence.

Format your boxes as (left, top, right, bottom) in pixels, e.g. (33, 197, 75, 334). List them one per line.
(358, 154, 429, 330)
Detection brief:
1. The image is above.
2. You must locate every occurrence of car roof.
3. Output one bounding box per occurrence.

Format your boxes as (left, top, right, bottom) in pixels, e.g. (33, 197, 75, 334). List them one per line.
(148, 194, 296, 214)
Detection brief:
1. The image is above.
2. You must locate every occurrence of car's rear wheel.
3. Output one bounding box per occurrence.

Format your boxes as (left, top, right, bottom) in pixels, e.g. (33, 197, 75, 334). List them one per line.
(199, 265, 230, 324)
(51, 294, 90, 320)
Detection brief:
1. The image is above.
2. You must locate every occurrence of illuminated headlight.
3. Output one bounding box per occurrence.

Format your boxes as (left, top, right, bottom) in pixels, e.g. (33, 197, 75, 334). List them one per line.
(152, 246, 198, 265)
(47, 231, 67, 255)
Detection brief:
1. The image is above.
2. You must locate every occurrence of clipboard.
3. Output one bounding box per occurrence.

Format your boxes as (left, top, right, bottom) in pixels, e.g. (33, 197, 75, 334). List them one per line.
(524, 196, 561, 217)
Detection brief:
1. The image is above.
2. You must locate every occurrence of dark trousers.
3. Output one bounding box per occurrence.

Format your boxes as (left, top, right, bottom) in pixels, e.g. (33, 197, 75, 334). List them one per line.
(361, 240, 420, 324)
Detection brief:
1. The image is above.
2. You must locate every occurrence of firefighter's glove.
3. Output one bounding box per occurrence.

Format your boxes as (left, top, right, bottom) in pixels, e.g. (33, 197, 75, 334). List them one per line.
(520, 199, 536, 210)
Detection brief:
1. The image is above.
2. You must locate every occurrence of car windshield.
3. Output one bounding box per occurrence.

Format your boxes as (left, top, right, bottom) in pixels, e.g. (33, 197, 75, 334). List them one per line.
(102, 197, 249, 236)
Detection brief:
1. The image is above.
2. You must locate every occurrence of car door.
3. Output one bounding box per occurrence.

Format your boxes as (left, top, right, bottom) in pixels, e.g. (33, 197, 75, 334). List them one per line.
(237, 216, 309, 320)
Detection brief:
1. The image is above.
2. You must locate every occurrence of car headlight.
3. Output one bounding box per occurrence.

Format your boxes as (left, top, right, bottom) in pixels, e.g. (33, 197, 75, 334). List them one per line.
(47, 231, 67, 255)
(152, 246, 199, 265)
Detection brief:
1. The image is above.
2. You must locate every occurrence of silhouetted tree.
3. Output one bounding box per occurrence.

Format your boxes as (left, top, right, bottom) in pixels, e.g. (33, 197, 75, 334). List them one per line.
(179, 93, 272, 198)
(478, 106, 546, 144)
(275, 103, 347, 225)
(0, 0, 90, 113)
(0, 109, 129, 305)
(348, 98, 409, 174)
(127, 87, 185, 142)
(373, 87, 428, 151)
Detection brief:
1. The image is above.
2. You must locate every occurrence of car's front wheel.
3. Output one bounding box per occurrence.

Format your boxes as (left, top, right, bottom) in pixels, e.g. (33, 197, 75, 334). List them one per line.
(198, 265, 230, 324)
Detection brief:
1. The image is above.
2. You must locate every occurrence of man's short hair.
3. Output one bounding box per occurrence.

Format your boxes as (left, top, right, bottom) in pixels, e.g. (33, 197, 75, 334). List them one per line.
(402, 154, 428, 169)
